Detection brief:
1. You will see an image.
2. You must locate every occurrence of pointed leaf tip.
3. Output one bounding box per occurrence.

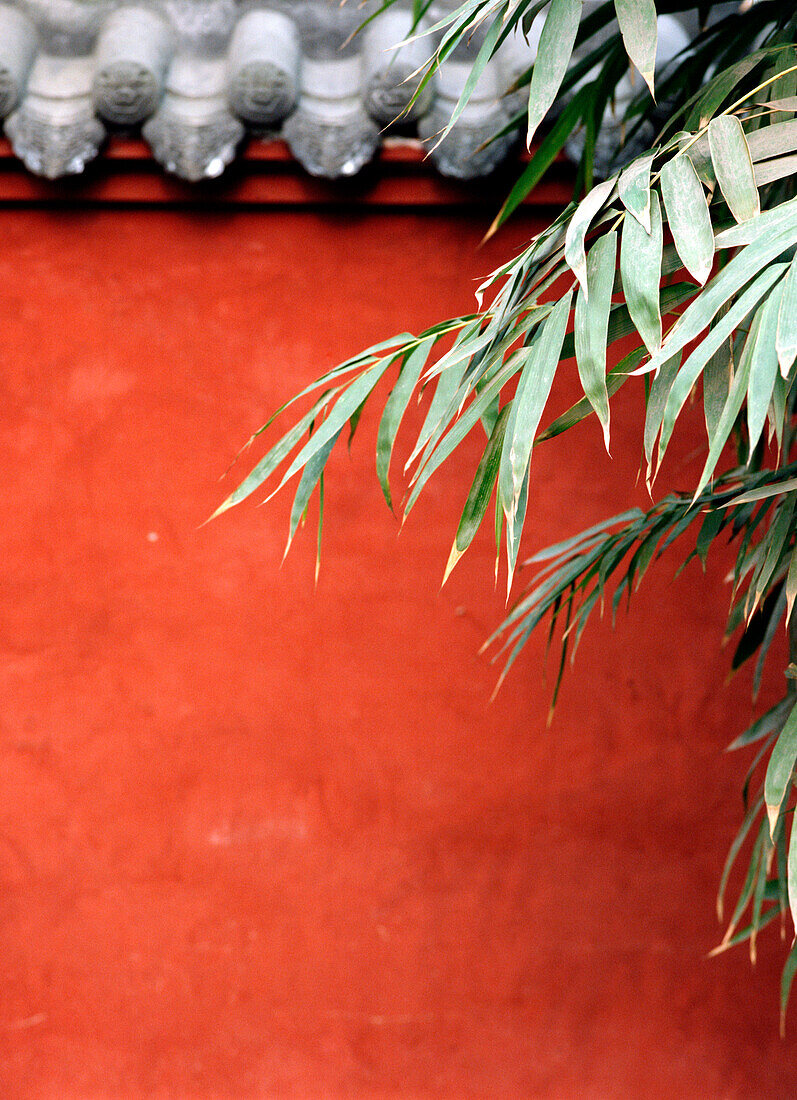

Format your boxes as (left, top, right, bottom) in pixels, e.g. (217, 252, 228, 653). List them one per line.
(614, 0, 657, 100)
(525, 0, 582, 148)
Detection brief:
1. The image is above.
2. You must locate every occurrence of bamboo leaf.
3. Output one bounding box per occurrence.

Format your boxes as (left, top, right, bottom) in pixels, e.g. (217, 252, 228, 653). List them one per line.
(275, 359, 393, 494)
(788, 548, 797, 624)
(751, 829, 773, 962)
(696, 508, 723, 570)
(755, 154, 797, 188)
(660, 153, 715, 286)
(526, 0, 583, 148)
(781, 939, 797, 1038)
(718, 792, 764, 921)
(790, 787, 797, 934)
(776, 252, 797, 378)
(487, 86, 589, 236)
(564, 176, 617, 296)
(765, 699, 797, 839)
(404, 344, 469, 471)
(747, 118, 797, 164)
(708, 906, 779, 957)
(692, 307, 762, 501)
(211, 389, 339, 519)
(753, 495, 795, 606)
(618, 152, 655, 233)
(499, 290, 573, 517)
(445, 405, 511, 582)
(726, 698, 793, 752)
(726, 477, 797, 507)
(539, 346, 644, 444)
(376, 338, 433, 509)
(655, 265, 787, 472)
(724, 819, 767, 942)
(614, 0, 657, 99)
(708, 115, 760, 223)
(404, 355, 522, 518)
(715, 194, 797, 250)
(286, 429, 341, 554)
(620, 189, 663, 355)
(644, 354, 680, 473)
(574, 231, 617, 451)
(748, 283, 785, 455)
(432, 9, 505, 147)
(754, 584, 788, 700)
(506, 464, 530, 599)
(703, 333, 731, 443)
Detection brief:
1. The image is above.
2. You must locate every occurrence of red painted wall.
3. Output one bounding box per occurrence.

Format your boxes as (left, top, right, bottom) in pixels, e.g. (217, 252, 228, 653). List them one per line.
(0, 203, 795, 1098)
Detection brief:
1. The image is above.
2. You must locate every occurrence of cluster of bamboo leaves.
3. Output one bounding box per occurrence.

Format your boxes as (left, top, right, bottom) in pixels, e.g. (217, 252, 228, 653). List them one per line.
(214, 2, 797, 1019)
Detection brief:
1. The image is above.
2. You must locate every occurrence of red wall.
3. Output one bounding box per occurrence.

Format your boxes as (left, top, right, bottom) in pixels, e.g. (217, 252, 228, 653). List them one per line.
(0, 204, 795, 1098)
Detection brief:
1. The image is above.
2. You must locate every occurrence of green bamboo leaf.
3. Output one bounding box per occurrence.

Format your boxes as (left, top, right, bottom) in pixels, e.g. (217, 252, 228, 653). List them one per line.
(526, 0, 582, 148)
(574, 231, 617, 451)
(707, 906, 779, 957)
(754, 585, 788, 700)
(753, 494, 795, 606)
(708, 115, 760, 223)
(755, 154, 797, 188)
(770, 371, 786, 454)
(286, 429, 341, 554)
(715, 194, 797, 250)
(487, 86, 589, 237)
(684, 48, 771, 131)
(524, 520, 633, 568)
(538, 346, 644, 444)
(562, 281, 695, 362)
(765, 699, 797, 839)
(614, 0, 657, 98)
(564, 176, 617, 296)
(759, 96, 797, 113)
(747, 118, 797, 163)
(717, 792, 765, 921)
(751, 829, 773, 962)
(787, 548, 797, 623)
(211, 388, 339, 519)
(404, 345, 469, 471)
(778, 821, 789, 925)
(444, 405, 511, 583)
(620, 189, 663, 355)
(618, 152, 655, 233)
(643, 354, 680, 472)
(724, 477, 797, 507)
(432, 10, 505, 147)
(494, 487, 503, 584)
(767, 46, 797, 125)
(656, 265, 787, 473)
(499, 290, 573, 517)
(702, 331, 731, 444)
(790, 787, 797, 935)
(748, 283, 785, 454)
(724, 818, 767, 944)
(781, 939, 797, 1037)
(660, 153, 715, 285)
(376, 338, 433, 510)
(726, 698, 793, 752)
(692, 307, 763, 501)
(696, 508, 723, 570)
(776, 252, 797, 379)
(404, 355, 522, 518)
(274, 358, 393, 494)
(505, 463, 530, 599)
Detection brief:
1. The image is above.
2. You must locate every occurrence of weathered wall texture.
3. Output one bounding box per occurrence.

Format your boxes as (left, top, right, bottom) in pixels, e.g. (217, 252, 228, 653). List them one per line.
(1, 207, 796, 1097)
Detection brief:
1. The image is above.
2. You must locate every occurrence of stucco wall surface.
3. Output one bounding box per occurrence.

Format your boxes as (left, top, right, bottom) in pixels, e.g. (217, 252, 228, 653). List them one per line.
(1, 207, 796, 1098)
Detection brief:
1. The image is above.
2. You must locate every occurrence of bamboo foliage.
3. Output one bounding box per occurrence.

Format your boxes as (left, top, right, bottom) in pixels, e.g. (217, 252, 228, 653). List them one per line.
(214, 2, 797, 1019)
